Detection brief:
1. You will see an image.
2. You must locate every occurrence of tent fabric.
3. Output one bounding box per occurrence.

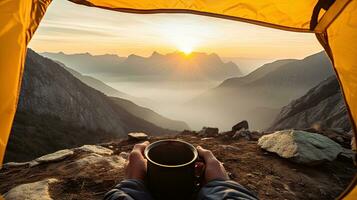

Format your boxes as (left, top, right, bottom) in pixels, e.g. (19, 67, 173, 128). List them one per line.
(0, 0, 52, 166)
(69, 0, 320, 32)
(0, 0, 356, 197)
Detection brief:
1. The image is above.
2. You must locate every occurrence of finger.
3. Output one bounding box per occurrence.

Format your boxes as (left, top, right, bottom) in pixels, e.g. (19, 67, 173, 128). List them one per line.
(132, 141, 150, 155)
(197, 146, 215, 162)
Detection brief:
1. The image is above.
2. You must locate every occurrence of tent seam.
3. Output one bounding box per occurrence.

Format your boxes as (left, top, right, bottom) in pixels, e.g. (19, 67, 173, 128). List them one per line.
(315, 0, 352, 32)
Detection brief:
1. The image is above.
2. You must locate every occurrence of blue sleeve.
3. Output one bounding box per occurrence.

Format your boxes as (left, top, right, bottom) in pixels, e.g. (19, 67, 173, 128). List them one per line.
(198, 179, 258, 200)
(104, 179, 154, 200)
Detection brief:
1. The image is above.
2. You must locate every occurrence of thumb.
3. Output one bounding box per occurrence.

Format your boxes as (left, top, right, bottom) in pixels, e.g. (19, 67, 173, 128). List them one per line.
(197, 146, 215, 162)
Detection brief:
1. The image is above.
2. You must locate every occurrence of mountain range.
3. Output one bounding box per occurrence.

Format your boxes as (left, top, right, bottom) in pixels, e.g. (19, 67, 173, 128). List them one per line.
(185, 51, 334, 130)
(6, 49, 348, 162)
(5, 49, 187, 162)
(41, 51, 242, 81)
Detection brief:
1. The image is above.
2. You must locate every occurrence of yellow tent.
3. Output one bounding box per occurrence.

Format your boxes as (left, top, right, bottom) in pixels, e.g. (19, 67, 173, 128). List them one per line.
(0, 0, 356, 198)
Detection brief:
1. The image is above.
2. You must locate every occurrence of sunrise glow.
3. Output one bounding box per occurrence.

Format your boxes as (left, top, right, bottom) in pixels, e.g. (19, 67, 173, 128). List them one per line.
(179, 45, 193, 55)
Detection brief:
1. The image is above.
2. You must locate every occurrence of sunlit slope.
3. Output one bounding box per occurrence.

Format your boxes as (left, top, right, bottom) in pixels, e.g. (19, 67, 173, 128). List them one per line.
(5, 49, 171, 162)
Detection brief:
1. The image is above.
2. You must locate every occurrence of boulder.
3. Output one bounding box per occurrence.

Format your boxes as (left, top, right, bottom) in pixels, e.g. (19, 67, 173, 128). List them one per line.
(36, 149, 74, 163)
(219, 131, 235, 138)
(232, 120, 249, 132)
(3, 162, 30, 168)
(233, 130, 252, 140)
(62, 153, 126, 177)
(198, 127, 219, 137)
(258, 130, 343, 165)
(76, 145, 113, 155)
(4, 178, 58, 200)
(128, 132, 149, 141)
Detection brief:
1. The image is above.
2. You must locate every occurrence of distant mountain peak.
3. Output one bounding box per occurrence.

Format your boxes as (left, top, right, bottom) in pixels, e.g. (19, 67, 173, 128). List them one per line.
(127, 54, 143, 59)
(42, 50, 242, 81)
(151, 51, 163, 57)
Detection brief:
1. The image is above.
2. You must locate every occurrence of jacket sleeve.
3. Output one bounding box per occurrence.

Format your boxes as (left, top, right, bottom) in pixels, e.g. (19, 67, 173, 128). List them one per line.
(104, 179, 154, 200)
(198, 179, 258, 200)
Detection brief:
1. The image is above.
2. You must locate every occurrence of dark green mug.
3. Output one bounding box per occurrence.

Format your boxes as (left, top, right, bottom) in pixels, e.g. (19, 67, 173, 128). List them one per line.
(144, 140, 200, 200)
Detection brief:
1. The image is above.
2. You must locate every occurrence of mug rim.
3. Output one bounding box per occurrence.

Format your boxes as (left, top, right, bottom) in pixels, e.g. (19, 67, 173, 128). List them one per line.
(144, 139, 198, 168)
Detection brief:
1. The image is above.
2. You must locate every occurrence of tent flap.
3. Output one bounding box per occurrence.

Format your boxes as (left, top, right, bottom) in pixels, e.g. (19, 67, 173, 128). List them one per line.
(69, 0, 324, 32)
(0, 0, 52, 165)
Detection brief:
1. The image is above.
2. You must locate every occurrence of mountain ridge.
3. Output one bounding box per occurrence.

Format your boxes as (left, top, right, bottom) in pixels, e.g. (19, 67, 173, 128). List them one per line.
(5, 49, 175, 162)
(268, 75, 351, 131)
(185, 51, 334, 130)
(41, 51, 242, 81)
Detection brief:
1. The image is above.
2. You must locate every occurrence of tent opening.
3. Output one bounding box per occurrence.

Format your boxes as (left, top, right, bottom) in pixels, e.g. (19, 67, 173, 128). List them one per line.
(0, 0, 356, 199)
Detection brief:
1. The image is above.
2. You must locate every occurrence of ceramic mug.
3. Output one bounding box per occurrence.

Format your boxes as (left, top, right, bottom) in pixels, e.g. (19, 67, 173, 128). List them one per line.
(144, 139, 202, 200)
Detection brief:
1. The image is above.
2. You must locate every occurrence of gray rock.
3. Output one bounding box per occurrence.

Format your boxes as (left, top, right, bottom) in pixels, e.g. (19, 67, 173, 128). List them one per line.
(35, 149, 74, 163)
(4, 178, 59, 200)
(3, 162, 30, 168)
(258, 130, 343, 165)
(128, 132, 149, 141)
(218, 131, 235, 138)
(77, 145, 113, 155)
(233, 130, 252, 140)
(232, 120, 249, 132)
(63, 153, 126, 177)
(198, 127, 219, 137)
(74, 153, 125, 169)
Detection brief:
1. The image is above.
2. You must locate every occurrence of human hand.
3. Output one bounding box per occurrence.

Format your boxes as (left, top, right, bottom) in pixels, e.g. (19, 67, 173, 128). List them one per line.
(125, 141, 149, 181)
(197, 146, 229, 183)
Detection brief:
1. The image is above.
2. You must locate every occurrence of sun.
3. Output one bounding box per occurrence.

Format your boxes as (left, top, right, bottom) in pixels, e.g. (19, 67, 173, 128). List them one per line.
(177, 39, 195, 55)
(159, 22, 200, 55)
(179, 45, 193, 55)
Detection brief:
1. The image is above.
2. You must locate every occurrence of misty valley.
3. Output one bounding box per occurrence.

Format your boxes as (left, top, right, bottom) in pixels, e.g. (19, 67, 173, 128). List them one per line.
(41, 50, 338, 131)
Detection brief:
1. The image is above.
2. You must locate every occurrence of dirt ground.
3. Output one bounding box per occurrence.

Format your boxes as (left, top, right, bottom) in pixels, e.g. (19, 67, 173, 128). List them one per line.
(0, 132, 356, 199)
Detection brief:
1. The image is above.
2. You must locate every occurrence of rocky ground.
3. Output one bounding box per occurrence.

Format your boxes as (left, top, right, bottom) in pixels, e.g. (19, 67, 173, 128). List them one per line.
(1, 130, 355, 200)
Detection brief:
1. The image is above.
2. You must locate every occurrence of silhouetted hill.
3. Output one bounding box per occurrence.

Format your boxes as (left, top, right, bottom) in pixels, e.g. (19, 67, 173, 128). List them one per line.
(41, 52, 125, 74)
(186, 52, 334, 130)
(220, 59, 296, 86)
(269, 76, 351, 131)
(5, 49, 171, 162)
(42, 51, 242, 81)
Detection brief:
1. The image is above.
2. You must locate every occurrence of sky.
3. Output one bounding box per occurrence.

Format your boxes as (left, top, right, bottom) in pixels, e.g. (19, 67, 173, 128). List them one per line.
(29, 1, 323, 60)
